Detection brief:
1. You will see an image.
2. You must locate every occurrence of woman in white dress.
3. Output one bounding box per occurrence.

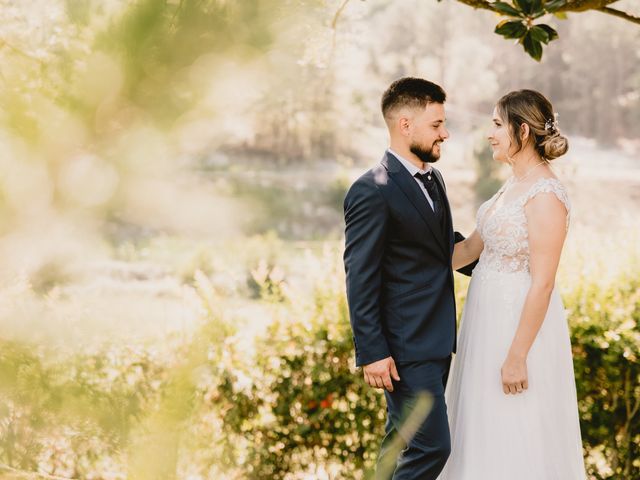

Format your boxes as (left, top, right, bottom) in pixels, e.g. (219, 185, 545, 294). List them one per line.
(439, 90, 586, 479)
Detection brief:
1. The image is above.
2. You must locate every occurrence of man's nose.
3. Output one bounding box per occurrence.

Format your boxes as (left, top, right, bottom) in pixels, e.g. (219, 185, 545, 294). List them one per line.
(441, 127, 450, 140)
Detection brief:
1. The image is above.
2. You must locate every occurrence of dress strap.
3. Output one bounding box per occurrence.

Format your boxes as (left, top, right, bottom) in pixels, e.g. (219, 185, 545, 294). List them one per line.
(522, 177, 571, 229)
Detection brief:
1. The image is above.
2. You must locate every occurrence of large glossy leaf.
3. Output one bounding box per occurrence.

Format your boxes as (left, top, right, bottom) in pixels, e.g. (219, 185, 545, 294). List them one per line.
(495, 20, 527, 39)
(514, 0, 534, 15)
(522, 31, 543, 61)
(492, 1, 524, 17)
(538, 24, 559, 42)
(529, 25, 550, 44)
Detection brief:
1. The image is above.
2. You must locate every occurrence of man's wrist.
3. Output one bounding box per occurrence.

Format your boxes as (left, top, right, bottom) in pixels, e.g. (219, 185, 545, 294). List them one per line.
(357, 349, 391, 368)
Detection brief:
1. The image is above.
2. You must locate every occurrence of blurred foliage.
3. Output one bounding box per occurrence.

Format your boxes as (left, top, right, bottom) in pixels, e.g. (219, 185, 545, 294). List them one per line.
(95, 0, 277, 125)
(219, 259, 384, 478)
(0, 0, 305, 283)
(228, 174, 345, 239)
(0, 341, 165, 476)
(567, 270, 640, 479)
(2, 0, 287, 133)
(1, 246, 638, 478)
(472, 133, 504, 206)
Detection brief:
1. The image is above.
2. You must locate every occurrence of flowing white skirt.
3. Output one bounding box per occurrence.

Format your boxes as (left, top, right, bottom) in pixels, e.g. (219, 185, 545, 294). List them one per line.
(439, 268, 586, 479)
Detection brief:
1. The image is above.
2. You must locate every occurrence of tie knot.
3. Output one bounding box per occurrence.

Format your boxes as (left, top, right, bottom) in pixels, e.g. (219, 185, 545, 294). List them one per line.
(414, 170, 444, 221)
(415, 171, 434, 183)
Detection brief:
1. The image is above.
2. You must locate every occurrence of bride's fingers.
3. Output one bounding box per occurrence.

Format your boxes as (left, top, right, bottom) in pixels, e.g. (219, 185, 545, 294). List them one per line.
(508, 384, 517, 395)
(502, 383, 510, 395)
(522, 380, 529, 390)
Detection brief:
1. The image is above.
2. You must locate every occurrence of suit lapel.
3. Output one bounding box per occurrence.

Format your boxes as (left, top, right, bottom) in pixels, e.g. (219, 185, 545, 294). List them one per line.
(382, 152, 448, 257)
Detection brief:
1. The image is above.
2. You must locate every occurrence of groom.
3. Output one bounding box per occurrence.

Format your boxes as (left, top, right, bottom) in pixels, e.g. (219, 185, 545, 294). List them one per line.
(343, 77, 473, 479)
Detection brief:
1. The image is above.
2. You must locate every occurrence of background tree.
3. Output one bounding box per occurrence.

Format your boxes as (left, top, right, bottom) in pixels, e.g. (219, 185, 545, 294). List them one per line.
(452, 0, 640, 60)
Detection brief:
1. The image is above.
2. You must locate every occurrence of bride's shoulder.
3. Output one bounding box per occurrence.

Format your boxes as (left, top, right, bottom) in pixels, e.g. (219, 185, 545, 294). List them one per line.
(524, 175, 570, 210)
(528, 174, 567, 191)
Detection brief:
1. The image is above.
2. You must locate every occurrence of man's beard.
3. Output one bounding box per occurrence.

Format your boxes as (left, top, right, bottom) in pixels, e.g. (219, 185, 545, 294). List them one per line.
(410, 141, 441, 164)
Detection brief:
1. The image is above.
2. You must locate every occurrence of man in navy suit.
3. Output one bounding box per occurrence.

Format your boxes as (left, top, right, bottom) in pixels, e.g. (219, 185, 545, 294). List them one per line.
(343, 77, 473, 479)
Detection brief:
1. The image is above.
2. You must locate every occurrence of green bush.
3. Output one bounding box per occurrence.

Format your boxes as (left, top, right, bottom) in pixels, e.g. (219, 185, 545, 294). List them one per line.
(567, 272, 640, 479)
(216, 266, 385, 479)
(0, 341, 164, 475)
(216, 263, 639, 479)
(0, 254, 638, 478)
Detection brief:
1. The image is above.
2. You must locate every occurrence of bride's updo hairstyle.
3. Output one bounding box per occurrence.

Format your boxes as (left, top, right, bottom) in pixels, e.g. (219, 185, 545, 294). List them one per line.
(496, 89, 568, 161)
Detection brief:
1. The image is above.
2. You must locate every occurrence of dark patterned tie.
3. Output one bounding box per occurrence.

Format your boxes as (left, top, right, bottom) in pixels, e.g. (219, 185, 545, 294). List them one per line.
(415, 171, 443, 222)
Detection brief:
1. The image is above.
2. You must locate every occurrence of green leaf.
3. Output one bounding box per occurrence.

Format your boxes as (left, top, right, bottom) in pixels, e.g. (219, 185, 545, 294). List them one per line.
(522, 31, 543, 61)
(495, 20, 527, 39)
(514, 0, 534, 15)
(529, 25, 550, 44)
(492, 2, 524, 17)
(538, 24, 559, 42)
(544, 0, 567, 12)
(530, 0, 543, 13)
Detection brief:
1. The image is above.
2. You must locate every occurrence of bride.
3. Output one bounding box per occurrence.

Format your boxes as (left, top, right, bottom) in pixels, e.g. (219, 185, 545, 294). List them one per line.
(439, 90, 586, 479)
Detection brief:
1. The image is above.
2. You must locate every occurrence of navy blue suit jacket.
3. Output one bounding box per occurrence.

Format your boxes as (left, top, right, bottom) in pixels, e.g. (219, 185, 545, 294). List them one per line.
(344, 151, 466, 367)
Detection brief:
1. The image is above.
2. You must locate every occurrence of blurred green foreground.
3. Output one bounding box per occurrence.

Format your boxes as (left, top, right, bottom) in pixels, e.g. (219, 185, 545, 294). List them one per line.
(1, 241, 639, 479)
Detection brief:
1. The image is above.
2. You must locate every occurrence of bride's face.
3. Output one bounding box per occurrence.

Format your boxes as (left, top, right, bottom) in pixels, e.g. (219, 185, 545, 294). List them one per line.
(488, 107, 514, 163)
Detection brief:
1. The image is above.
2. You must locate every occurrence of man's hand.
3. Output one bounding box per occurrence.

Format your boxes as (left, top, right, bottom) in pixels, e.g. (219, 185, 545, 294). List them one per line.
(363, 356, 401, 392)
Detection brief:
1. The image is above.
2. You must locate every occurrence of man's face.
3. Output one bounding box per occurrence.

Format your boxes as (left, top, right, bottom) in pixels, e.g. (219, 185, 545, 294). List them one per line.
(407, 102, 449, 164)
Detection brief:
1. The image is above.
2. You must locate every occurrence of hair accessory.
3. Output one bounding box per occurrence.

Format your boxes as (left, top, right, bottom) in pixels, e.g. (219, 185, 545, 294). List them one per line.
(545, 112, 559, 134)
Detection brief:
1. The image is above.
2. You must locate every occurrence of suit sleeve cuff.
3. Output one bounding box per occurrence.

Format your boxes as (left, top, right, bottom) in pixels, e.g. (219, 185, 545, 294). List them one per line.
(355, 345, 392, 367)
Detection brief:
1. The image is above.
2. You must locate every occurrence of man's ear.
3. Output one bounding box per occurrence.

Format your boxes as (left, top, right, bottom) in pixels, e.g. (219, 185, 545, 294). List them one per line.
(399, 116, 411, 137)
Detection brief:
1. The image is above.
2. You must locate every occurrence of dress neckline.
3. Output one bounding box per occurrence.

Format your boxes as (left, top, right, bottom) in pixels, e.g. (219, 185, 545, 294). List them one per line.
(479, 177, 562, 232)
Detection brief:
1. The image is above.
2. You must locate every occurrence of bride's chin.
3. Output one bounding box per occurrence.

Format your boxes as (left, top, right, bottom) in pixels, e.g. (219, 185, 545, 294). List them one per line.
(492, 152, 507, 164)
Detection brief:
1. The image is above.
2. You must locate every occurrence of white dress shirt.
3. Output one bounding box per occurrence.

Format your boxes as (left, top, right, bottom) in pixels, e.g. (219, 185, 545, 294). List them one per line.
(387, 148, 435, 210)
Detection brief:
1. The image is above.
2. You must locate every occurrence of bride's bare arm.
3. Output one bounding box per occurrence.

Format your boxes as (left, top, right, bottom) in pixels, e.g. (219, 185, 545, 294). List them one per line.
(501, 192, 568, 395)
(452, 229, 484, 270)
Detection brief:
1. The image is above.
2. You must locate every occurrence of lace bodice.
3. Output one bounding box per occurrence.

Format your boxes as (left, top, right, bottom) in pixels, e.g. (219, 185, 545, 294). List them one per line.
(474, 177, 570, 276)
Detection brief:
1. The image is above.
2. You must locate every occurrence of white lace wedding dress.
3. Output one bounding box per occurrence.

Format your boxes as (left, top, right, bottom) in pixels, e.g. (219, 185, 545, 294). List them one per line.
(439, 177, 586, 479)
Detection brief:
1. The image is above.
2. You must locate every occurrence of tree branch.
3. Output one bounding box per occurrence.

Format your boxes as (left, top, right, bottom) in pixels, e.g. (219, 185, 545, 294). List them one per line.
(331, 0, 352, 30)
(451, 0, 640, 27)
(598, 6, 640, 25)
(556, 0, 618, 12)
(0, 39, 46, 65)
(454, 0, 493, 12)
(0, 464, 77, 480)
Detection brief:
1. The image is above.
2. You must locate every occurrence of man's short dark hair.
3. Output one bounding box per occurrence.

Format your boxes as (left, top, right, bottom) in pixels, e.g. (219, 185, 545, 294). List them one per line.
(381, 77, 446, 120)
